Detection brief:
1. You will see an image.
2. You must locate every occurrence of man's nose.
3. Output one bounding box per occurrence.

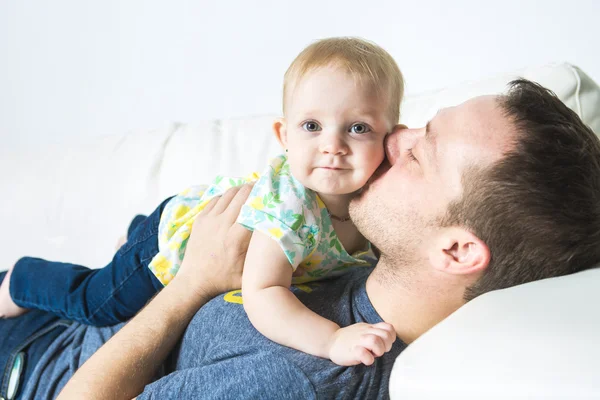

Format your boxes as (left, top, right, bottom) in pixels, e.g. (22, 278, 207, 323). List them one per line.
(387, 124, 416, 150)
(394, 125, 423, 149)
(385, 125, 423, 163)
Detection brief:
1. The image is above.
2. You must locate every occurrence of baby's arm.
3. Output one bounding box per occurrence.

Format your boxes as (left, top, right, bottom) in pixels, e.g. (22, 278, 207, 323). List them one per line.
(242, 231, 396, 366)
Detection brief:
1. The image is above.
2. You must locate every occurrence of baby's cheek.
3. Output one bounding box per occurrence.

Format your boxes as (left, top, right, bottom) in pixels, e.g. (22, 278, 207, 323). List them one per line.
(365, 147, 386, 173)
(356, 153, 385, 188)
(288, 158, 311, 186)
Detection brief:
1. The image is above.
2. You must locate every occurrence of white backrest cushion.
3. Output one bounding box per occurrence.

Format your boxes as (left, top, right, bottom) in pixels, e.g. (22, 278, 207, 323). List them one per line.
(0, 124, 177, 268)
(156, 117, 282, 200)
(400, 63, 600, 134)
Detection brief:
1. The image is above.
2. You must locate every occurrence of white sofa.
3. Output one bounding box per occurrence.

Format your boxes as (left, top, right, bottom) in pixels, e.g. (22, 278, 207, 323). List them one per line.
(1, 62, 599, 398)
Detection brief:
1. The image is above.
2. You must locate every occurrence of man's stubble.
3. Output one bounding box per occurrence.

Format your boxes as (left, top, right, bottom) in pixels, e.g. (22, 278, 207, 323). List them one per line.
(349, 190, 433, 285)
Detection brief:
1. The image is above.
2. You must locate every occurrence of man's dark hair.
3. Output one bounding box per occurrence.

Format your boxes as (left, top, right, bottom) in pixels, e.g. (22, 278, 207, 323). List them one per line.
(443, 79, 600, 301)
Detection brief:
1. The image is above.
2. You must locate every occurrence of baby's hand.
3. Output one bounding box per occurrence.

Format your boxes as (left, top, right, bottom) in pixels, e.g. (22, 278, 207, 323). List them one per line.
(328, 322, 396, 366)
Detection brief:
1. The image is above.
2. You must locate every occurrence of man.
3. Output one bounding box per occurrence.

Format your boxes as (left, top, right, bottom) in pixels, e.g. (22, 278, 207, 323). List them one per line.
(4, 80, 600, 399)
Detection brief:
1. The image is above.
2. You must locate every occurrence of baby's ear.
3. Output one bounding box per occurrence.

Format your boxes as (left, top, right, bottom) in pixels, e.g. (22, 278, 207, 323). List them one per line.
(273, 118, 287, 149)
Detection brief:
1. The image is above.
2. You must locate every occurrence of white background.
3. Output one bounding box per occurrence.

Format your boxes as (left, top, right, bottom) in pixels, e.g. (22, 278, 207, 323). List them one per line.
(1, 0, 599, 146)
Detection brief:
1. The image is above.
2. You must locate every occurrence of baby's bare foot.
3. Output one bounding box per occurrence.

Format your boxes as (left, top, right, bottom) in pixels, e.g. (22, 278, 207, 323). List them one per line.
(0, 263, 29, 318)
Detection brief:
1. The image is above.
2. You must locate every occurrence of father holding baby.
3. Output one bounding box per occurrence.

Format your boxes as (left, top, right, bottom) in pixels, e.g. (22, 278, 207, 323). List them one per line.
(2, 43, 600, 399)
(16, 78, 600, 399)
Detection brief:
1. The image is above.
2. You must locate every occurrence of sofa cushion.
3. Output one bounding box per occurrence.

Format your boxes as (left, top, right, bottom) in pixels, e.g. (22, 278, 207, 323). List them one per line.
(389, 267, 600, 399)
(400, 63, 600, 134)
(0, 124, 176, 268)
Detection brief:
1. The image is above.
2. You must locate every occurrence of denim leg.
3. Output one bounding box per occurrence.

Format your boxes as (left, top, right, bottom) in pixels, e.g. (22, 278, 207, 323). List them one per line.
(0, 272, 71, 400)
(127, 214, 148, 240)
(9, 197, 173, 327)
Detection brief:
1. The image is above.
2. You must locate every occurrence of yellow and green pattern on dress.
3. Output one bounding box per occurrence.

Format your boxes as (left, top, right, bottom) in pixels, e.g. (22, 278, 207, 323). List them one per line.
(148, 172, 259, 286)
(148, 154, 376, 287)
(237, 155, 376, 284)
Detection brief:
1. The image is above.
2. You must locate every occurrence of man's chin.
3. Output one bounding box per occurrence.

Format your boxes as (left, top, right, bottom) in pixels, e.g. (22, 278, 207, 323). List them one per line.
(348, 191, 371, 237)
(348, 190, 365, 214)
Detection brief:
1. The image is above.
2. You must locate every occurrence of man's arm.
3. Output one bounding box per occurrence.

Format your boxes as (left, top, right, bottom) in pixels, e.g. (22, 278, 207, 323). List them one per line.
(57, 184, 254, 400)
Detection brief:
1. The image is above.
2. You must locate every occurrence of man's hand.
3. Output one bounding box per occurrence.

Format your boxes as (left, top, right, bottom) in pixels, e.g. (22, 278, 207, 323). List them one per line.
(328, 322, 396, 366)
(58, 185, 254, 400)
(175, 184, 254, 299)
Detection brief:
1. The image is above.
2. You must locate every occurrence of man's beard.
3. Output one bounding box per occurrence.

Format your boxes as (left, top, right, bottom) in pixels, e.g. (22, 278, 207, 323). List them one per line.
(350, 192, 432, 276)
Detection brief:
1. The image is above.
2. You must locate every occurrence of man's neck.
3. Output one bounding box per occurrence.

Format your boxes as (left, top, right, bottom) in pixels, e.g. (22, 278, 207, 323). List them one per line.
(365, 257, 465, 344)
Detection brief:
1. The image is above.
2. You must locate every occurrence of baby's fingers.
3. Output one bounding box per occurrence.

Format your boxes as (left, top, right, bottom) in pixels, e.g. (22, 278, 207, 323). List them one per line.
(366, 323, 396, 352)
(353, 345, 375, 366)
(359, 333, 387, 358)
(372, 322, 395, 333)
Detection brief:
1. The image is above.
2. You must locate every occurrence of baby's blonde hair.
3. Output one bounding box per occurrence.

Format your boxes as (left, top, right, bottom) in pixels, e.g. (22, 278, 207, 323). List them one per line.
(283, 37, 404, 124)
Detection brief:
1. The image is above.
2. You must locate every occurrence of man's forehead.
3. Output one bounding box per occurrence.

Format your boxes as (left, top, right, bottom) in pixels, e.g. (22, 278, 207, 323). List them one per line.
(435, 95, 499, 120)
(431, 95, 515, 165)
(438, 95, 511, 137)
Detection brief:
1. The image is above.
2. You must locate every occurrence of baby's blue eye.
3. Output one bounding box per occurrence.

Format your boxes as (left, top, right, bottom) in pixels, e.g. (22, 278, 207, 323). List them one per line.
(302, 121, 321, 132)
(350, 123, 371, 134)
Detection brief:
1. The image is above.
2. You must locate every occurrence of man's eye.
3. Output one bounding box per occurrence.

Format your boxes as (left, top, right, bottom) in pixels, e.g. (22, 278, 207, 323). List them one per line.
(302, 121, 321, 132)
(350, 123, 371, 134)
(407, 149, 418, 162)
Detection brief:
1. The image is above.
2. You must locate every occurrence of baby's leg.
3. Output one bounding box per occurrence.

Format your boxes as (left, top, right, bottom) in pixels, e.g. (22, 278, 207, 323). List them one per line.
(0, 262, 28, 318)
(115, 214, 148, 251)
(4, 198, 171, 326)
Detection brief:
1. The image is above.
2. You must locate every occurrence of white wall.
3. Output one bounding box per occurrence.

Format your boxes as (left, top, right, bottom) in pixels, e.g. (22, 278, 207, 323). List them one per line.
(1, 0, 599, 146)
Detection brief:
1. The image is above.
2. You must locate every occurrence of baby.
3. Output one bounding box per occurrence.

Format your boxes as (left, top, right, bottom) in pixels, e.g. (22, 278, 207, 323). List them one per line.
(0, 37, 404, 366)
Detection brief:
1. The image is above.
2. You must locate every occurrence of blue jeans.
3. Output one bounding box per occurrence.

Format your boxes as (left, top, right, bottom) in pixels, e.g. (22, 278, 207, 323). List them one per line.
(0, 271, 71, 400)
(9, 197, 172, 326)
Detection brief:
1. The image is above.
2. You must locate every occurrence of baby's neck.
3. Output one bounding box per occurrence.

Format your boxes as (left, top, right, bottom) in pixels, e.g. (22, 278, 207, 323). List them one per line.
(318, 192, 368, 255)
(317, 192, 352, 219)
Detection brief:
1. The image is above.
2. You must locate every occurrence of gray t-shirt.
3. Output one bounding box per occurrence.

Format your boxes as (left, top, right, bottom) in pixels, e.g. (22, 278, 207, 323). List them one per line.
(23, 267, 406, 399)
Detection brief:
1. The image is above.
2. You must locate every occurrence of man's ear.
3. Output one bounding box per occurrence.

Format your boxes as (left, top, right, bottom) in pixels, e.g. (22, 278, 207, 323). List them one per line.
(273, 118, 287, 149)
(429, 227, 490, 276)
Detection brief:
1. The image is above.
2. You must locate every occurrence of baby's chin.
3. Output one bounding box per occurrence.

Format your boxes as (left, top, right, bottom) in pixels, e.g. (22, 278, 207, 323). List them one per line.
(309, 182, 366, 197)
